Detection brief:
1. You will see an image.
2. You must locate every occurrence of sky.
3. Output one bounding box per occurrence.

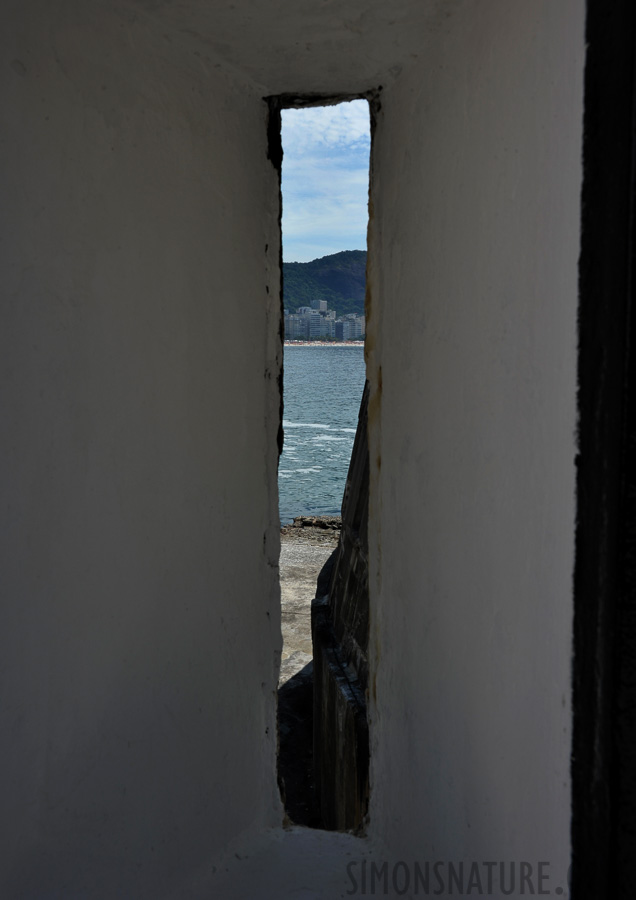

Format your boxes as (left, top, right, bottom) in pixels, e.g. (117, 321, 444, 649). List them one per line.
(281, 100, 371, 263)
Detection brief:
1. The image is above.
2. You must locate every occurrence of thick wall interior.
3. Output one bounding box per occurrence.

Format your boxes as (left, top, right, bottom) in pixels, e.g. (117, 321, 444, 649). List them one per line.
(1, 7, 282, 896)
(367, 0, 584, 875)
(1, 0, 586, 897)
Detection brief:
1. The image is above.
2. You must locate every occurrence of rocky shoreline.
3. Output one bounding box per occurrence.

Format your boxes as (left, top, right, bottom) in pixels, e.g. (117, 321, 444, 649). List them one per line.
(280, 513, 342, 535)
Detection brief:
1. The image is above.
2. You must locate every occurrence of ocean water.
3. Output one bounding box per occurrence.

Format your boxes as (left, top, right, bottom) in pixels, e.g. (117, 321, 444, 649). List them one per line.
(279, 345, 366, 524)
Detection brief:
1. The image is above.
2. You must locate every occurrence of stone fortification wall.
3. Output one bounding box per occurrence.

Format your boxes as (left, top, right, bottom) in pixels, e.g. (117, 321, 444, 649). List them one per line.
(312, 381, 370, 831)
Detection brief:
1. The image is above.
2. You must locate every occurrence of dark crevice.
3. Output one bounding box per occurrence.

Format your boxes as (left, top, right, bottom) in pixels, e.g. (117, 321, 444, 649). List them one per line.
(571, 1, 636, 896)
(277, 661, 321, 828)
(311, 381, 370, 833)
(265, 96, 285, 459)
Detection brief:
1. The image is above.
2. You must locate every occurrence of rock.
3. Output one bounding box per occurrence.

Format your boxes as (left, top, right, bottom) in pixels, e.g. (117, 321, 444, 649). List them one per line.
(281, 515, 342, 536)
(277, 519, 340, 829)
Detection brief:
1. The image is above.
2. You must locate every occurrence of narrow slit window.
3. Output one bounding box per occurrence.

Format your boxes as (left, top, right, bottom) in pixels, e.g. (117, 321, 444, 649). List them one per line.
(276, 99, 371, 832)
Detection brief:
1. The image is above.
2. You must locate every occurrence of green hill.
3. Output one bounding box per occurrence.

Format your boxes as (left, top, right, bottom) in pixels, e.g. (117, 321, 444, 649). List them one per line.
(283, 250, 366, 317)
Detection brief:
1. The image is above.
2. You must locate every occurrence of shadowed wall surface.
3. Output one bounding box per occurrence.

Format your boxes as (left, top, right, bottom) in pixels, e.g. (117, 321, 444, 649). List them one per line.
(1, 2, 585, 897)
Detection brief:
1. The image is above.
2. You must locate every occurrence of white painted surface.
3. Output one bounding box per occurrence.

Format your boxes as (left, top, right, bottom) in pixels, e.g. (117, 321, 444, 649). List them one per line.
(367, 0, 583, 880)
(1, 6, 283, 896)
(1, 0, 584, 896)
(128, 0, 468, 96)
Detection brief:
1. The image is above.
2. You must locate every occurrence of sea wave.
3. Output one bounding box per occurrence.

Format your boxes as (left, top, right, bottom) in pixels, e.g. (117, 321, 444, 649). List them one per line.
(311, 435, 350, 443)
(283, 422, 357, 433)
(282, 421, 331, 429)
(279, 343, 366, 519)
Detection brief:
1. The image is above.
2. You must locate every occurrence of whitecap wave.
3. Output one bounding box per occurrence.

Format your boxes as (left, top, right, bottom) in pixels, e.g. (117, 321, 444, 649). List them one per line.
(311, 435, 350, 443)
(283, 421, 331, 430)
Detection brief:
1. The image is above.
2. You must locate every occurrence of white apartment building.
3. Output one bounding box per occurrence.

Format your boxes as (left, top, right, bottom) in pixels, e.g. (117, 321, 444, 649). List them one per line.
(335, 314, 365, 340)
(285, 306, 336, 339)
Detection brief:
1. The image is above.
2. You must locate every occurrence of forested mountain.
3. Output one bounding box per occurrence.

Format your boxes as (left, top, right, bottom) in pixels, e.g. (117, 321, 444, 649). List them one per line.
(282, 250, 366, 317)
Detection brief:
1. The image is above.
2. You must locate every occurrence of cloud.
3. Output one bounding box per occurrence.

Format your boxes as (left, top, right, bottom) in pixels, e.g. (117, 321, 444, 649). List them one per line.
(281, 100, 370, 262)
(282, 101, 371, 154)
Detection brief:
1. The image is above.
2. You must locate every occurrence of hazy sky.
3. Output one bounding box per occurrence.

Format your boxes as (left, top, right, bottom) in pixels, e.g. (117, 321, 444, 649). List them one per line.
(281, 100, 371, 263)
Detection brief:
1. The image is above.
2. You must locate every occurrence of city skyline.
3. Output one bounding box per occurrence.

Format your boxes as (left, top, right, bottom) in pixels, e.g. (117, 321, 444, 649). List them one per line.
(284, 298, 365, 342)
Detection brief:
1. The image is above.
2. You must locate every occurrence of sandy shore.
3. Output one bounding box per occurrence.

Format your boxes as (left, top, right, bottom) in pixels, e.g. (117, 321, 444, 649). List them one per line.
(278, 517, 340, 684)
(284, 341, 364, 348)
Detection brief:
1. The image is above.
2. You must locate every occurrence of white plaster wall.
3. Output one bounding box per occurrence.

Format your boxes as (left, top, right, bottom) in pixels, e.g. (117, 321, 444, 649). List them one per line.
(2, 0, 586, 896)
(1, 6, 283, 896)
(367, 0, 584, 882)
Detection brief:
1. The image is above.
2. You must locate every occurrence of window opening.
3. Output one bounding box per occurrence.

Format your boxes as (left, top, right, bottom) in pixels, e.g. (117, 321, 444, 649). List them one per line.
(274, 98, 371, 831)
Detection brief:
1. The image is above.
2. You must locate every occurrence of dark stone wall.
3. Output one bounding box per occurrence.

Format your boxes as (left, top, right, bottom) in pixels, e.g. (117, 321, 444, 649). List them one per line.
(312, 381, 370, 831)
(571, 2, 636, 897)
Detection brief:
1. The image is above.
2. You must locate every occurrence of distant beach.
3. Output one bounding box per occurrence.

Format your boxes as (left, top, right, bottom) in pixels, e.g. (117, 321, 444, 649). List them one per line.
(284, 341, 364, 348)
